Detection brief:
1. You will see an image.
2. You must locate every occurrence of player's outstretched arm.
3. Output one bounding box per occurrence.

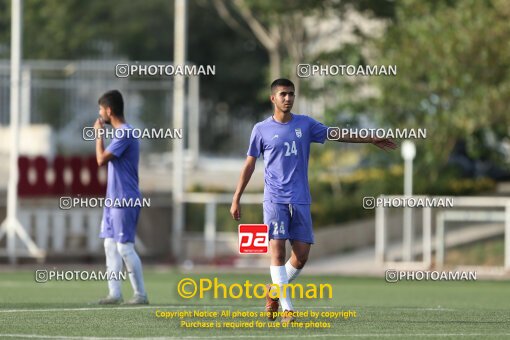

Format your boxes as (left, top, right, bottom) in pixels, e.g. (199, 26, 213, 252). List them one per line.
(230, 156, 257, 221)
(370, 138, 398, 151)
(94, 118, 115, 166)
(327, 129, 397, 151)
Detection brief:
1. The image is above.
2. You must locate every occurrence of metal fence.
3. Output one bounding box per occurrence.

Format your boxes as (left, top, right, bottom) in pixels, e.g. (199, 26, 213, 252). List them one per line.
(375, 195, 510, 271)
(0, 59, 201, 158)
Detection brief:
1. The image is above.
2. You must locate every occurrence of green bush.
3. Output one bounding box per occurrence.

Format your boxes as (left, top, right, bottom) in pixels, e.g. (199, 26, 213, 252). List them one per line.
(309, 165, 496, 228)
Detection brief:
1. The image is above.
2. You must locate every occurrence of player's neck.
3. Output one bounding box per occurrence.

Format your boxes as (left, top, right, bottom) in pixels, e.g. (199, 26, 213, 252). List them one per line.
(272, 111, 292, 123)
(111, 118, 126, 129)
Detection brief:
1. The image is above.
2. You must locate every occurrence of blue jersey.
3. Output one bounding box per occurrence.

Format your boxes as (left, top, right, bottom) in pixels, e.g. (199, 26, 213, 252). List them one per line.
(105, 123, 141, 201)
(247, 114, 328, 204)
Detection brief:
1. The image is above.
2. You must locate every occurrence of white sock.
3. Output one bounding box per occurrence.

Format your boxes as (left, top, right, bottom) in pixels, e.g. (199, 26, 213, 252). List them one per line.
(270, 260, 301, 295)
(117, 242, 146, 297)
(104, 238, 122, 299)
(270, 265, 293, 311)
(285, 260, 301, 283)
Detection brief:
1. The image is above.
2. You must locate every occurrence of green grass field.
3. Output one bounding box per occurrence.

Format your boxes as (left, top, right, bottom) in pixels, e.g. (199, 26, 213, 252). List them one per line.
(0, 269, 509, 339)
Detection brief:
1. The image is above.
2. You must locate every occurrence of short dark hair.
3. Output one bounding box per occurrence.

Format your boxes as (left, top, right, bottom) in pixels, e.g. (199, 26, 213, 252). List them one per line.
(271, 78, 295, 93)
(98, 90, 124, 117)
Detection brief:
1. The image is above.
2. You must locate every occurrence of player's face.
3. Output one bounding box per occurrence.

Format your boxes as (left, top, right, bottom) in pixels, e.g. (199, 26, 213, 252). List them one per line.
(98, 105, 112, 125)
(271, 86, 295, 113)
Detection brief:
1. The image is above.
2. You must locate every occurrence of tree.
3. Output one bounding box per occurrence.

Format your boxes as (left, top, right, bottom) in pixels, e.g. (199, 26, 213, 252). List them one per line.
(367, 0, 510, 181)
(213, 0, 395, 104)
(213, 0, 326, 93)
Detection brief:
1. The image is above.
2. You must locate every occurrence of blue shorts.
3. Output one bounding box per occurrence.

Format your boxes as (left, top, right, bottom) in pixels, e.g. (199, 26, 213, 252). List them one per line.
(99, 207, 140, 243)
(263, 202, 314, 244)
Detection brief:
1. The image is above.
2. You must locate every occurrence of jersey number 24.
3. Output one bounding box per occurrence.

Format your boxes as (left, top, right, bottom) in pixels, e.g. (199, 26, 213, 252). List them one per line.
(284, 141, 297, 156)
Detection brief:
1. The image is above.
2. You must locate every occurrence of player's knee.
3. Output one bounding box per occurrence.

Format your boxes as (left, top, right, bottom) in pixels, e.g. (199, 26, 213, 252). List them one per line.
(117, 242, 135, 258)
(294, 254, 308, 269)
(273, 253, 286, 264)
(271, 248, 286, 265)
(270, 241, 286, 263)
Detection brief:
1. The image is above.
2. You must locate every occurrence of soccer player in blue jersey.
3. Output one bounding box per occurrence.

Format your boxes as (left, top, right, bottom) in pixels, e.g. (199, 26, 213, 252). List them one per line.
(230, 79, 395, 323)
(93, 90, 148, 305)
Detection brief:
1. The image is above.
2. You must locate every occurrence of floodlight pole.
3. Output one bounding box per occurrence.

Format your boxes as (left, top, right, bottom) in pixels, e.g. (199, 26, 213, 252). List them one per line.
(171, 0, 187, 263)
(0, 0, 44, 263)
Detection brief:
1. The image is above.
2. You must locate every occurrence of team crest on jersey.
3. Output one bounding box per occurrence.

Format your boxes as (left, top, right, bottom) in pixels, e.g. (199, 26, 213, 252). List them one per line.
(295, 128, 302, 138)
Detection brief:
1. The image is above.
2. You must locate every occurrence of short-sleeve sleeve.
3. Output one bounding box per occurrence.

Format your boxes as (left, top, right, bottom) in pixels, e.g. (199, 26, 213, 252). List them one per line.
(106, 130, 131, 157)
(309, 117, 328, 144)
(247, 125, 263, 158)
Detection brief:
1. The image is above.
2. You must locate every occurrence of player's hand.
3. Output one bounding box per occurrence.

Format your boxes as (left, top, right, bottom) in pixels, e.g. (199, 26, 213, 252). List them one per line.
(230, 201, 241, 221)
(372, 138, 397, 151)
(93, 118, 104, 130)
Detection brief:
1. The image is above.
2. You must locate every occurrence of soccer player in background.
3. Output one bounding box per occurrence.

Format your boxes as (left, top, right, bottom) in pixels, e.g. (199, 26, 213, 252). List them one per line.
(94, 90, 148, 305)
(230, 79, 395, 323)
